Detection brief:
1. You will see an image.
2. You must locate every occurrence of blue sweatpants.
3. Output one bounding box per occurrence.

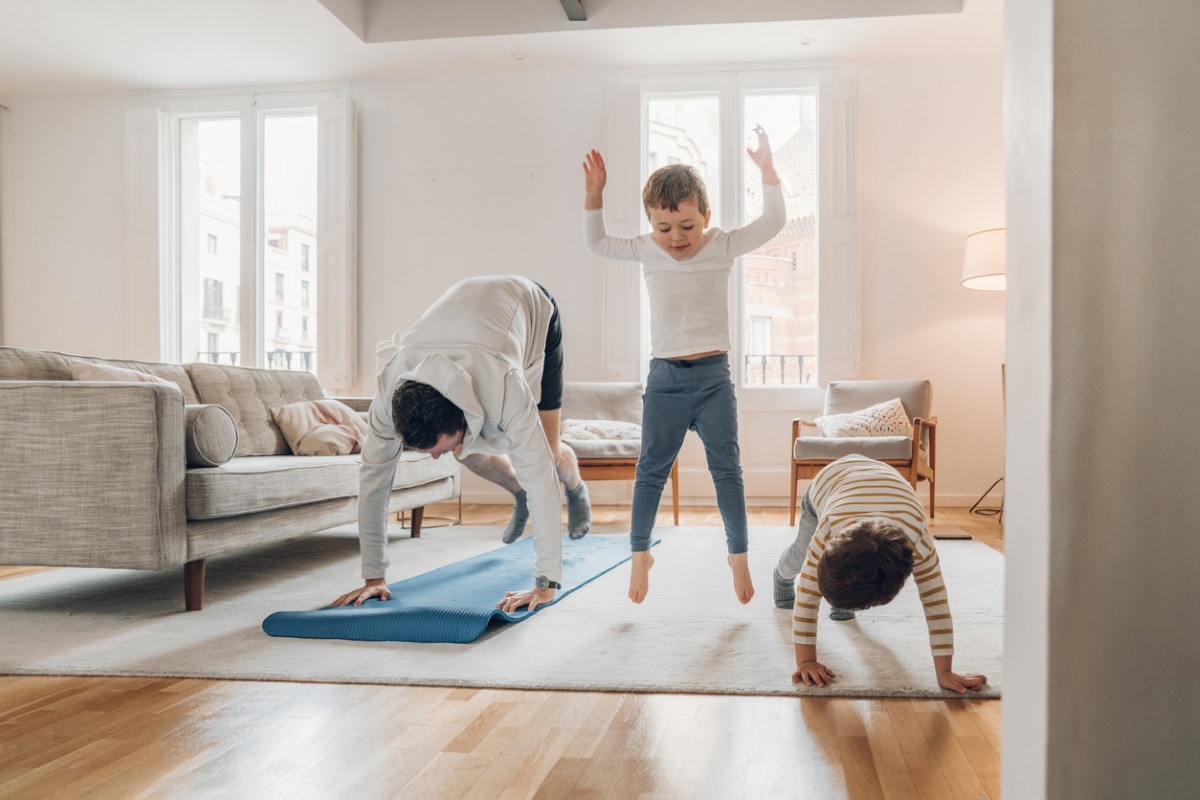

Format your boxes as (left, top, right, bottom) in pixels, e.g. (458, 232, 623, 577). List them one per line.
(630, 354, 748, 554)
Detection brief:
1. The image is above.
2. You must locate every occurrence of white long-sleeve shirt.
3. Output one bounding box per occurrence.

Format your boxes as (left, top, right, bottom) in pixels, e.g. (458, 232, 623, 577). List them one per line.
(358, 275, 563, 582)
(792, 455, 954, 658)
(583, 182, 786, 359)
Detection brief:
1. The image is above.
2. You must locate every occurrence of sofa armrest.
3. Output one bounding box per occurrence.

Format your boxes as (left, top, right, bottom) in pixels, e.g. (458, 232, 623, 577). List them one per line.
(330, 396, 373, 413)
(0, 381, 188, 570)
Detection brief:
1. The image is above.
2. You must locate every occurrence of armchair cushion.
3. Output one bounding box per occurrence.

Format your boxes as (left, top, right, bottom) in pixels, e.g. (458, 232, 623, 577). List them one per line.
(813, 397, 913, 439)
(794, 435, 921, 462)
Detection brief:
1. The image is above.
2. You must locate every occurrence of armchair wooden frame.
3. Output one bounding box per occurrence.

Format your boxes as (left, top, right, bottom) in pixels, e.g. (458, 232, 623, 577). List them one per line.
(577, 458, 680, 525)
(789, 416, 938, 525)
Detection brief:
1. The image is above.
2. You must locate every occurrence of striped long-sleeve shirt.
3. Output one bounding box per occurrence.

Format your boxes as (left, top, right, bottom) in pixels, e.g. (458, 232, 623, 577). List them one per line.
(792, 455, 953, 657)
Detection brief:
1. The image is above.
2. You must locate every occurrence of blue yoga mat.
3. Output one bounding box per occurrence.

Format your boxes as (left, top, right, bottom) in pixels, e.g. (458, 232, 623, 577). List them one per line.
(262, 535, 654, 644)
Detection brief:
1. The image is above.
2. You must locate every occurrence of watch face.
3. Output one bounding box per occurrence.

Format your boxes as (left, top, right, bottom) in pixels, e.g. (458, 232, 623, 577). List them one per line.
(536, 575, 549, 590)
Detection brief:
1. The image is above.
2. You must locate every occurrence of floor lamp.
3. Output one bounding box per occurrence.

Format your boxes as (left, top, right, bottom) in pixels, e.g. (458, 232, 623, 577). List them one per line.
(961, 227, 1006, 520)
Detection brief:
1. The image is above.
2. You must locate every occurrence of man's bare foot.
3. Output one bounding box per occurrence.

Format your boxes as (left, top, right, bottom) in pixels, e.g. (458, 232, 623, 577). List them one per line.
(628, 551, 655, 604)
(728, 553, 754, 604)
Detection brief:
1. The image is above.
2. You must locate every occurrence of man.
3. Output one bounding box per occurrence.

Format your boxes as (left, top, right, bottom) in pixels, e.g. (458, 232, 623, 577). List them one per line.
(333, 275, 591, 613)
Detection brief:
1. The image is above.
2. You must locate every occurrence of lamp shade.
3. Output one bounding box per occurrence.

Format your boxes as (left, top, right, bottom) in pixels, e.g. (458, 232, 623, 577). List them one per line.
(962, 227, 1007, 291)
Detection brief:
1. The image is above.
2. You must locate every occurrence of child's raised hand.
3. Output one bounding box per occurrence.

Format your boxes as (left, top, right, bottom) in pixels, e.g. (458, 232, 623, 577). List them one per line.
(746, 125, 779, 184)
(583, 149, 607, 209)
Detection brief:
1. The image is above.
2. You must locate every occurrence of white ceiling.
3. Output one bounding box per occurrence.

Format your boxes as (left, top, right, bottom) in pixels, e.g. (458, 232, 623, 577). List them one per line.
(0, 0, 1002, 97)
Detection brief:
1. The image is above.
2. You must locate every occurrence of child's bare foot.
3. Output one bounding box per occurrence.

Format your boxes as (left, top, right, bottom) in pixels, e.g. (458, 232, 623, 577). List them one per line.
(628, 551, 654, 604)
(728, 553, 754, 604)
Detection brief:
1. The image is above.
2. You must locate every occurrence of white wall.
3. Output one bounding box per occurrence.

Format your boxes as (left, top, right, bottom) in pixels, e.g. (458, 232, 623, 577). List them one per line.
(0, 54, 1005, 506)
(1, 94, 130, 356)
(1004, 0, 1200, 797)
(850, 54, 1006, 505)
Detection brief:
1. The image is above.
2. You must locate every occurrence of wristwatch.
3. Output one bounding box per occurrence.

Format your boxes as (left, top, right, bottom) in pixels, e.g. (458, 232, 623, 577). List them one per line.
(535, 575, 562, 591)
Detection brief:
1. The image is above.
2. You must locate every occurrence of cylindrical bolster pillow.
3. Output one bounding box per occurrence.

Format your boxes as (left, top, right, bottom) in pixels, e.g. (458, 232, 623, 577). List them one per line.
(184, 404, 239, 467)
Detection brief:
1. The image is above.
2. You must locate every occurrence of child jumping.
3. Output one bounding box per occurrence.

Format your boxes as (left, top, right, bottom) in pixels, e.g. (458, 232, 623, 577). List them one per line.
(775, 454, 987, 693)
(582, 127, 785, 605)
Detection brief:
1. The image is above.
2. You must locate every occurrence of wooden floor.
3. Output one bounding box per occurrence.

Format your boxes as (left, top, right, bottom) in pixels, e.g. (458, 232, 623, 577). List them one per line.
(0, 505, 1003, 799)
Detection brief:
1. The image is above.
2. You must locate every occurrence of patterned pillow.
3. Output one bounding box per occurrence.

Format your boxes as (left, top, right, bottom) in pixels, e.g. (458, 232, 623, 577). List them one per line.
(814, 398, 914, 438)
(270, 399, 369, 456)
(561, 419, 642, 441)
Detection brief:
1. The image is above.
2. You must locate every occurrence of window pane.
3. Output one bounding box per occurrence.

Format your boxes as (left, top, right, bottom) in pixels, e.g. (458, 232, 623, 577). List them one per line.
(262, 113, 318, 373)
(647, 96, 721, 225)
(742, 92, 818, 387)
(184, 117, 240, 366)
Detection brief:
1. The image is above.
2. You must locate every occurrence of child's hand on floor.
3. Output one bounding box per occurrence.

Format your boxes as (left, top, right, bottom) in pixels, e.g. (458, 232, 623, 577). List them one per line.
(792, 660, 837, 688)
(936, 670, 988, 694)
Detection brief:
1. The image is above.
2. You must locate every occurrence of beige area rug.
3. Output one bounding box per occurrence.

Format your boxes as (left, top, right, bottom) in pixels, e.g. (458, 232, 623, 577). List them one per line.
(0, 525, 1002, 698)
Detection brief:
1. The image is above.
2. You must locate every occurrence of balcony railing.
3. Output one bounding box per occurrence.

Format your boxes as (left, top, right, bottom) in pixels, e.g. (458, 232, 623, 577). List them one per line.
(197, 351, 239, 366)
(743, 354, 815, 386)
(202, 305, 230, 321)
(195, 350, 315, 373)
(266, 350, 316, 372)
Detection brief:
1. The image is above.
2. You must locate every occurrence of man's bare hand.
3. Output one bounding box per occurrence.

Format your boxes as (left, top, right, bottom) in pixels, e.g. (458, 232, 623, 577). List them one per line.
(937, 670, 988, 694)
(332, 579, 391, 607)
(496, 587, 556, 613)
(792, 660, 837, 688)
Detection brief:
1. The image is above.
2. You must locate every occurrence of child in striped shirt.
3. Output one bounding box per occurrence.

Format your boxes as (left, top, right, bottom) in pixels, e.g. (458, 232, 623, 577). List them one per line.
(773, 454, 987, 694)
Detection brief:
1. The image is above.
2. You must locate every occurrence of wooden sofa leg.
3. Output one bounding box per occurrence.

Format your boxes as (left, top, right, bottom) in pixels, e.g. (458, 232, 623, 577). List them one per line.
(184, 559, 205, 612)
(410, 506, 424, 538)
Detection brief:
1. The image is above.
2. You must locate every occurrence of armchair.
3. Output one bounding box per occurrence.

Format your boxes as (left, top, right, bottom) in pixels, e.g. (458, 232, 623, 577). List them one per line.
(790, 380, 937, 523)
(561, 381, 679, 525)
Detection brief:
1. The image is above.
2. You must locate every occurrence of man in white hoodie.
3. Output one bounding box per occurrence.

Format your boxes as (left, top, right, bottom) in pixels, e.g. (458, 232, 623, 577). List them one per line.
(333, 276, 591, 612)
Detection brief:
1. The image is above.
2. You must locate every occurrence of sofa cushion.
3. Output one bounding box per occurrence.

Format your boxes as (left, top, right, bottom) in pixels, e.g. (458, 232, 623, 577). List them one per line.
(0, 347, 75, 381)
(185, 363, 325, 457)
(793, 436, 920, 462)
(0, 346, 201, 402)
(184, 404, 239, 467)
(186, 451, 459, 520)
(68, 358, 176, 386)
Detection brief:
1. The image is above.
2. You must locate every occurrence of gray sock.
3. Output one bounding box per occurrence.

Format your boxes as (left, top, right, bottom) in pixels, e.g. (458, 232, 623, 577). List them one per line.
(502, 490, 529, 544)
(565, 481, 591, 540)
(773, 569, 795, 609)
(829, 608, 856, 621)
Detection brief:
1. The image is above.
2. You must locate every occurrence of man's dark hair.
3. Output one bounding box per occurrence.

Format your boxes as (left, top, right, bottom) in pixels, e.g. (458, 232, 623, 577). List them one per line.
(817, 519, 915, 611)
(391, 380, 466, 450)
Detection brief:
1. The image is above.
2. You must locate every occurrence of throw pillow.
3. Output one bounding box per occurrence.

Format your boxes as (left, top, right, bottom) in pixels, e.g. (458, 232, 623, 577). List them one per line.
(814, 398, 914, 438)
(561, 419, 642, 441)
(270, 399, 369, 456)
(68, 359, 174, 386)
(184, 404, 239, 467)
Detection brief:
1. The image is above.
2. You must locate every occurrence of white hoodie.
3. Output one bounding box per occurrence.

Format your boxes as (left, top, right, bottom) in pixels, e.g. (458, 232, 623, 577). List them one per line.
(358, 275, 562, 582)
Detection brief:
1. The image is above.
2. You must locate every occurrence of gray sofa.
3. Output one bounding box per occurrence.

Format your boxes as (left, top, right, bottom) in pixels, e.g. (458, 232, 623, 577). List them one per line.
(0, 346, 460, 610)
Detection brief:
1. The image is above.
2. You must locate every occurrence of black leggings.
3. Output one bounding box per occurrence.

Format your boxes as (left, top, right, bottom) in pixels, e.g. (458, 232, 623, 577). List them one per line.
(535, 284, 563, 412)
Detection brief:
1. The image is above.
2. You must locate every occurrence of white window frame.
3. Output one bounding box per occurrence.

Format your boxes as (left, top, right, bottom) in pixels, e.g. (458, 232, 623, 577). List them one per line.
(601, 68, 858, 409)
(124, 87, 358, 393)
